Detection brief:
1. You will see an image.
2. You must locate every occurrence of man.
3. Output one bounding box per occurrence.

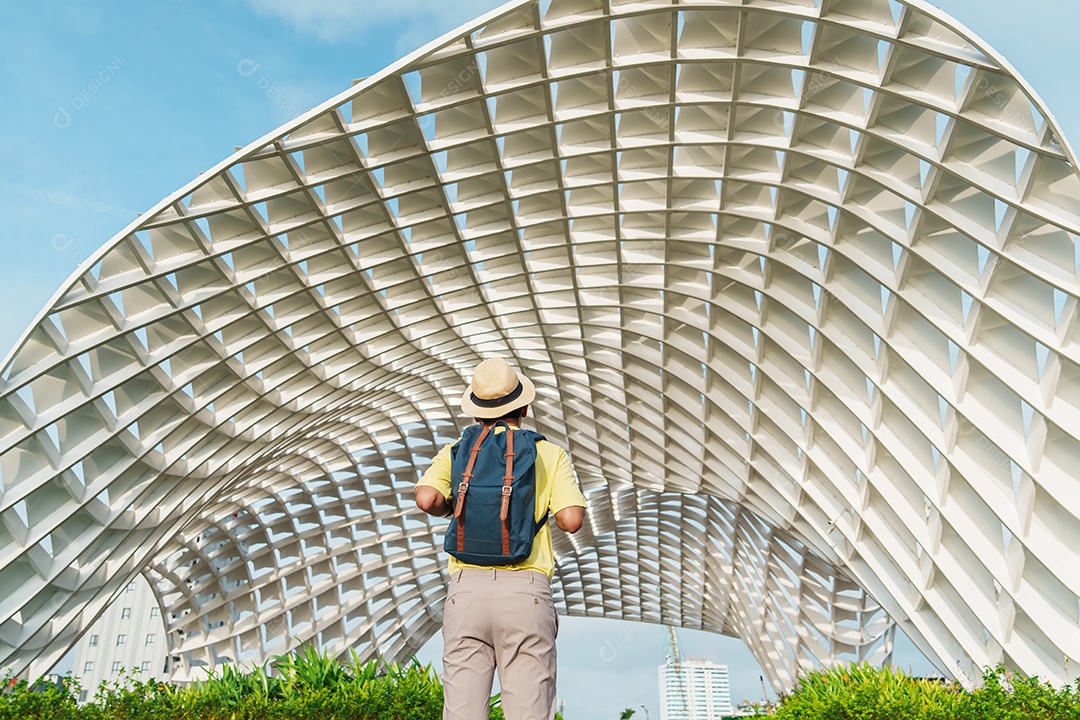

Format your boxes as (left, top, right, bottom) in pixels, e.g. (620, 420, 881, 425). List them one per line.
(415, 357, 587, 720)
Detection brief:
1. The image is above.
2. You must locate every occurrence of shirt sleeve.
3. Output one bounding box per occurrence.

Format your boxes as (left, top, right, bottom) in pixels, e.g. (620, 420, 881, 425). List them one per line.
(548, 448, 587, 514)
(416, 443, 454, 500)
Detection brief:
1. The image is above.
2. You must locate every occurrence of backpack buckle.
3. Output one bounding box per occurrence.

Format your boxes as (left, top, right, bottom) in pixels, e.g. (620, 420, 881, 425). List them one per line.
(460, 482, 470, 494)
(501, 486, 512, 496)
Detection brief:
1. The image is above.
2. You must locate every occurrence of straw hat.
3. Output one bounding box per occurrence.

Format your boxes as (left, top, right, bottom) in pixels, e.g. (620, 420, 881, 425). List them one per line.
(460, 358, 536, 419)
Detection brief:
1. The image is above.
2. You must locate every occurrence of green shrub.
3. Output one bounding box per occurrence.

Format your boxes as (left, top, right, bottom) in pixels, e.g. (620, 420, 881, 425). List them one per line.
(962, 666, 1080, 720)
(0, 675, 86, 720)
(0, 650, 569, 720)
(773, 664, 1080, 720)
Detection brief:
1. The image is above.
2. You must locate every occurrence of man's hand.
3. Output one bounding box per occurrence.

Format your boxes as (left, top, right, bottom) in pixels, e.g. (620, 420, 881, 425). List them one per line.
(415, 486, 452, 517)
(555, 506, 584, 534)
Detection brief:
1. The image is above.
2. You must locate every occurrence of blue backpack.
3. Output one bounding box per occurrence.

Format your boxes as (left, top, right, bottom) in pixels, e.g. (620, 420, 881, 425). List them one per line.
(444, 421, 548, 565)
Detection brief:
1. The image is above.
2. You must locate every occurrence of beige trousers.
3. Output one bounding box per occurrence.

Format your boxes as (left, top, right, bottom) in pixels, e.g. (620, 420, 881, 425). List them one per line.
(442, 568, 559, 720)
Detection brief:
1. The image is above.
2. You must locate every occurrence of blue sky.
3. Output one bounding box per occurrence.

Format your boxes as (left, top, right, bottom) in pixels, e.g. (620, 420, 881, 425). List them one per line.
(2, 0, 1077, 716)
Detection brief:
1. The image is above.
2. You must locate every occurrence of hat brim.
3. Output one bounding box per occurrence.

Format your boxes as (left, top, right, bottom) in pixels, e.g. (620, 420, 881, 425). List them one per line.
(460, 372, 536, 418)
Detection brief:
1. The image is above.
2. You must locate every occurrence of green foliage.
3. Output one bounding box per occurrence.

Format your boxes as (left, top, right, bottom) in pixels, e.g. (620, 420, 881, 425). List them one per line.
(0, 674, 85, 720)
(4, 658, 1076, 720)
(961, 666, 1080, 720)
(772, 664, 1080, 720)
(273, 644, 351, 697)
(0, 650, 514, 720)
(620, 709, 636, 719)
(0, 650, 570, 720)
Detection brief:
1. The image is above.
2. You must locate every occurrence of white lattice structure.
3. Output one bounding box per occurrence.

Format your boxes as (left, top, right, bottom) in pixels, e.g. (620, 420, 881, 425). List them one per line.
(1, 0, 1079, 692)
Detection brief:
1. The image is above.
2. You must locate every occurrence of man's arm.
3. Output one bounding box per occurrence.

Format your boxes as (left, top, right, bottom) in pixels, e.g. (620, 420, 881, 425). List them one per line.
(415, 485, 452, 517)
(549, 448, 587, 534)
(555, 506, 584, 533)
(415, 443, 454, 517)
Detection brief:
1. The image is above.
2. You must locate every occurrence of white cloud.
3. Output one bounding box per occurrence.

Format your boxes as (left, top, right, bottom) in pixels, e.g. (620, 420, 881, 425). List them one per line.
(243, 0, 505, 49)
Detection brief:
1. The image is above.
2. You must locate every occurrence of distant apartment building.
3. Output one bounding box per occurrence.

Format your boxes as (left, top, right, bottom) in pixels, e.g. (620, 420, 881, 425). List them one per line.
(659, 659, 734, 720)
(69, 575, 167, 702)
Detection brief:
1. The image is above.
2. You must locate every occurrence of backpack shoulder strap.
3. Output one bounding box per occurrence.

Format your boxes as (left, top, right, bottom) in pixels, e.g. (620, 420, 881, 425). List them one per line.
(534, 511, 550, 535)
(499, 425, 516, 556)
(453, 423, 492, 553)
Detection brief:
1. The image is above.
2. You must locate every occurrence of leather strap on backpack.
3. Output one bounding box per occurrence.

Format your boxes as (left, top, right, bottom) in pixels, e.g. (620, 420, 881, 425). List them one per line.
(454, 423, 492, 553)
(500, 426, 515, 556)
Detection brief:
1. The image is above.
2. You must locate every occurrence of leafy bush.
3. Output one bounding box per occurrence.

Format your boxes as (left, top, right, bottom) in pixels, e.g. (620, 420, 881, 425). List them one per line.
(773, 664, 1080, 720)
(11, 654, 1075, 719)
(0, 650, 565, 720)
(0, 675, 85, 720)
(962, 666, 1080, 720)
(772, 664, 962, 720)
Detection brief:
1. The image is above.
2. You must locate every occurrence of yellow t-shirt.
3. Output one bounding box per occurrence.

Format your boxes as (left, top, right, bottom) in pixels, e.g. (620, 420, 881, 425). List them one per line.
(416, 425, 587, 579)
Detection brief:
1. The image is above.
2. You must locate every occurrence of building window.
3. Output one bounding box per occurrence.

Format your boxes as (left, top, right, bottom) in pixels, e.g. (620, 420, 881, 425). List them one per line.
(150, 607, 160, 618)
(78, 690, 88, 703)
(126, 582, 134, 593)
(140, 661, 151, 673)
(111, 662, 121, 673)
(121, 607, 131, 620)
(116, 634, 126, 646)
(88, 635, 98, 647)
(83, 662, 93, 673)
(145, 634, 155, 646)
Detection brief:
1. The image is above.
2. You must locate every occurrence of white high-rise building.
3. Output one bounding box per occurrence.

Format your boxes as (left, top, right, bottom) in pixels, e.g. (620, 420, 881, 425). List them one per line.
(69, 575, 168, 703)
(659, 660, 734, 720)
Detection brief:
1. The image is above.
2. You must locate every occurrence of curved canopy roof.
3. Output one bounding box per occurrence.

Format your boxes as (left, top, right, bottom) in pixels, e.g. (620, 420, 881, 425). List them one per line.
(1, 0, 1079, 691)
